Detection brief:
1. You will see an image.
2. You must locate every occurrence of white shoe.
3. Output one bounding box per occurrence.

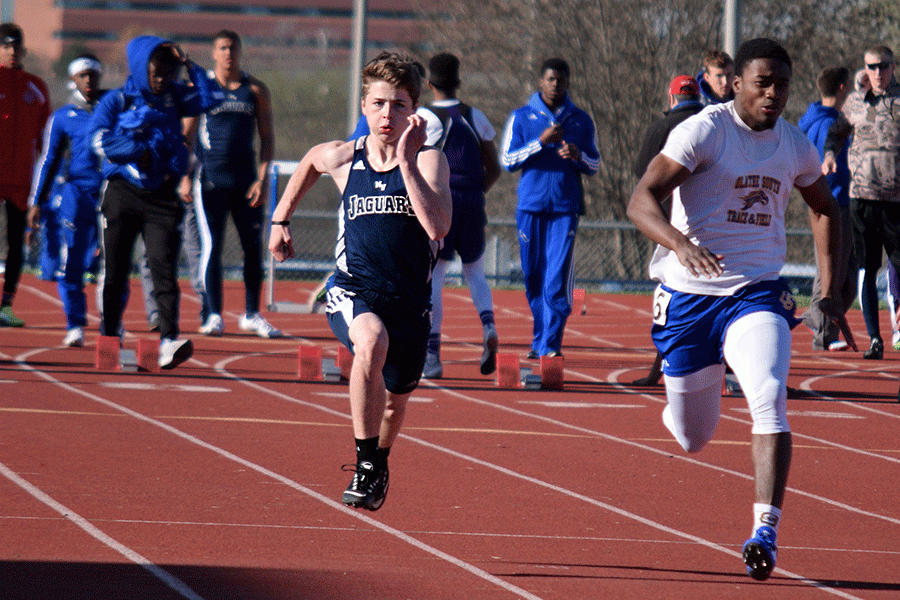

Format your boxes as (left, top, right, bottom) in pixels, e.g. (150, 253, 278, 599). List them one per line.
(63, 327, 85, 347)
(199, 313, 224, 336)
(159, 338, 194, 370)
(239, 312, 282, 338)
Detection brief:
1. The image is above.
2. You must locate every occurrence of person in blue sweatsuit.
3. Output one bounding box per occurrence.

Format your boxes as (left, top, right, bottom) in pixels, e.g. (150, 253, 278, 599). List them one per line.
(90, 35, 223, 369)
(28, 54, 106, 347)
(500, 58, 599, 358)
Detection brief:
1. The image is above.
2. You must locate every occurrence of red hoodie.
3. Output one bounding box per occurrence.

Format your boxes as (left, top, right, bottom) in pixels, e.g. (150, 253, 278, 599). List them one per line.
(0, 65, 49, 210)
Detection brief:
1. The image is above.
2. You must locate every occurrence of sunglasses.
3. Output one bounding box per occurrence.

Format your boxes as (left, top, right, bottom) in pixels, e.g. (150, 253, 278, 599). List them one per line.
(866, 61, 893, 71)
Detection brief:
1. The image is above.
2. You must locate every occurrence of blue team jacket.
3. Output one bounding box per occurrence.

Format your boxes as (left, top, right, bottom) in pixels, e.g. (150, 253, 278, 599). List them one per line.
(89, 35, 223, 191)
(500, 92, 599, 214)
(30, 90, 105, 208)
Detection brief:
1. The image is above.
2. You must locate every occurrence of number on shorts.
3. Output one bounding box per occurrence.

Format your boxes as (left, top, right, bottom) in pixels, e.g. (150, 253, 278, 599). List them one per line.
(779, 290, 795, 311)
(653, 286, 672, 326)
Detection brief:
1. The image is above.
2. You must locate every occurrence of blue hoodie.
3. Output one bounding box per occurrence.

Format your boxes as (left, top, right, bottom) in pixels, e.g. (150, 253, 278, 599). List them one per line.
(798, 101, 850, 207)
(89, 36, 223, 191)
(500, 92, 599, 214)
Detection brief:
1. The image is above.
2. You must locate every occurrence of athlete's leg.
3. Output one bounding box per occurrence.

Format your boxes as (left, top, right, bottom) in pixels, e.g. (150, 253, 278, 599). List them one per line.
(540, 213, 577, 354)
(230, 191, 265, 314)
(428, 258, 448, 355)
(347, 311, 389, 439)
(379, 390, 412, 449)
(2, 201, 26, 308)
(198, 186, 228, 316)
(517, 210, 544, 353)
(662, 363, 725, 452)
(462, 256, 495, 321)
(723, 310, 792, 508)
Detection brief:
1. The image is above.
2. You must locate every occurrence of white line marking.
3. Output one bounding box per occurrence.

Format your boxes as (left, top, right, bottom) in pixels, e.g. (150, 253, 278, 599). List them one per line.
(0, 460, 207, 600)
(517, 401, 644, 408)
(215, 354, 872, 599)
(14, 348, 545, 600)
(99, 382, 230, 393)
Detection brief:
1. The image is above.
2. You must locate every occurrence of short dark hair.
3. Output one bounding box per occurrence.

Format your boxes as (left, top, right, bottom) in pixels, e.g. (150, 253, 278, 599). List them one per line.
(0, 23, 23, 46)
(149, 43, 180, 70)
(540, 58, 569, 77)
(703, 49, 733, 72)
(817, 66, 850, 98)
(213, 29, 241, 48)
(734, 38, 792, 76)
(428, 52, 460, 93)
(361, 51, 422, 105)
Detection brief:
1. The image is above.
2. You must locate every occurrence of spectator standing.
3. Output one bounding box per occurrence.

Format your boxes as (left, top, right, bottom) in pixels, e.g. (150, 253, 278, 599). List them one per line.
(187, 30, 280, 339)
(28, 54, 106, 347)
(697, 49, 735, 106)
(500, 58, 599, 358)
(798, 66, 856, 351)
(823, 45, 900, 360)
(90, 36, 223, 368)
(419, 52, 501, 379)
(0, 23, 50, 327)
(631, 74, 704, 386)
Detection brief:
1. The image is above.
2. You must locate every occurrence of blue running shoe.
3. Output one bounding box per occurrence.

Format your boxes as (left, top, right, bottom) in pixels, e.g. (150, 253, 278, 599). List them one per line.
(742, 525, 777, 581)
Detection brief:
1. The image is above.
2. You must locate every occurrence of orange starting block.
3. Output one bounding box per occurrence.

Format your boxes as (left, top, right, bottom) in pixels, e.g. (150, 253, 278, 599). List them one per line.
(495, 352, 564, 390)
(298, 345, 346, 381)
(573, 288, 587, 315)
(136, 338, 159, 373)
(95, 335, 120, 370)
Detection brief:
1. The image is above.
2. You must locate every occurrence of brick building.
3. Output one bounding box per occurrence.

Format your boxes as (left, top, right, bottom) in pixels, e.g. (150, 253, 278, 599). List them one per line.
(8, 0, 438, 74)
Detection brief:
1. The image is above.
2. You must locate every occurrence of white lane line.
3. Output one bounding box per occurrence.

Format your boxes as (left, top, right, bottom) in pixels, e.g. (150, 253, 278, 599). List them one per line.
(214, 354, 871, 599)
(14, 347, 545, 600)
(0, 460, 207, 600)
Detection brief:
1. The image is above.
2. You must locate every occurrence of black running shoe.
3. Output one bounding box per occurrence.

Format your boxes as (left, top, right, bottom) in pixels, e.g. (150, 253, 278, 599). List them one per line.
(341, 461, 389, 511)
(863, 337, 884, 360)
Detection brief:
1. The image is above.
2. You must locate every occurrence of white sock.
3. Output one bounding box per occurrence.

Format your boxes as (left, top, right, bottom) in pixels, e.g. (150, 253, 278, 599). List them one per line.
(753, 503, 781, 536)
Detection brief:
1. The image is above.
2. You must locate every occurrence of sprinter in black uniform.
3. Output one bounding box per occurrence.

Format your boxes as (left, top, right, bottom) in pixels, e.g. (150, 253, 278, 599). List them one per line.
(184, 30, 280, 338)
(268, 52, 451, 511)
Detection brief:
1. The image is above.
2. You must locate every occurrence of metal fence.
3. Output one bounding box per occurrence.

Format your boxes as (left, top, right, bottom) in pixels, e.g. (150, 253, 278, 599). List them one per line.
(0, 161, 817, 303)
(258, 161, 820, 310)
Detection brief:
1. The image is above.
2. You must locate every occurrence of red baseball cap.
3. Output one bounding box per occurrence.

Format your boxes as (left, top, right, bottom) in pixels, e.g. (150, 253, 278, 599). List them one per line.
(669, 75, 700, 96)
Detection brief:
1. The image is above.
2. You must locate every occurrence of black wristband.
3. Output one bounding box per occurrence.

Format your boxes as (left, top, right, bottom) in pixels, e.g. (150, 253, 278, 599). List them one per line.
(271, 220, 290, 226)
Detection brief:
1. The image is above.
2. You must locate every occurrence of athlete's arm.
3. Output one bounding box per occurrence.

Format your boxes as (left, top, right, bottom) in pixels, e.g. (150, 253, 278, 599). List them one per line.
(247, 76, 274, 208)
(398, 113, 452, 241)
(268, 140, 352, 261)
(798, 175, 858, 350)
(627, 153, 724, 279)
(179, 115, 199, 203)
(481, 139, 501, 192)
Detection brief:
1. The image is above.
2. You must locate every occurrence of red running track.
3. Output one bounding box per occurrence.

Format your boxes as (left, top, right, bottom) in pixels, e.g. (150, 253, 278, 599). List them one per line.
(1, 274, 898, 599)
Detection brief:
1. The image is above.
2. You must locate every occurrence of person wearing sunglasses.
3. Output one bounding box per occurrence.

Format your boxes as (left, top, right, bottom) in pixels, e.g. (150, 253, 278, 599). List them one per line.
(823, 45, 900, 360)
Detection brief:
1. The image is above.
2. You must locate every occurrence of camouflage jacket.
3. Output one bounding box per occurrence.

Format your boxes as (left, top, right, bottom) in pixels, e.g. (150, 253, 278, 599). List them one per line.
(825, 81, 900, 202)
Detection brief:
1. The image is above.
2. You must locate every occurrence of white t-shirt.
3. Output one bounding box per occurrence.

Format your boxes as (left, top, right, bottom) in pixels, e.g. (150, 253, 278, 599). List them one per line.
(648, 102, 821, 295)
(418, 99, 496, 146)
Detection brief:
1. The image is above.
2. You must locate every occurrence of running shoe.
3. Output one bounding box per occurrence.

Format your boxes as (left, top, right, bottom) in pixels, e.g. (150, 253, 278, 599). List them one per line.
(199, 313, 224, 336)
(480, 326, 499, 375)
(341, 461, 389, 511)
(63, 327, 84, 347)
(239, 312, 282, 338)
(159, 338, 194, 370)
(526, 349, 538, 360)
(0, 305, 24, 327)
(742, 525, 777, 581)
(893, 330, 900, 351)
(827, 340, 849, 352)
(422, 351, 443, 379)
(863, 337, 884, 360)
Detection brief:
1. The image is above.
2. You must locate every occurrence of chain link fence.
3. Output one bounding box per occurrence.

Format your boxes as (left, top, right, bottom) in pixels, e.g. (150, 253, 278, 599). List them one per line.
(256, 162, 819, 310)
